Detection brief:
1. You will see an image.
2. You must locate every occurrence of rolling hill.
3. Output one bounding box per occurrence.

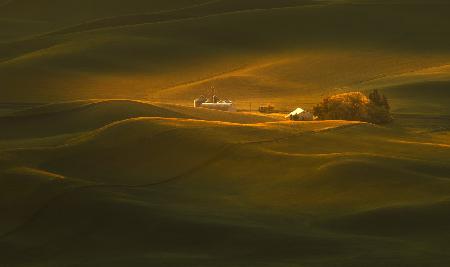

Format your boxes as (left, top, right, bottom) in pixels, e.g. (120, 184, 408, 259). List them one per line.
(0, 100, 449, 266)
(1, 0, 450, 109)
(1, 1, 450, 266)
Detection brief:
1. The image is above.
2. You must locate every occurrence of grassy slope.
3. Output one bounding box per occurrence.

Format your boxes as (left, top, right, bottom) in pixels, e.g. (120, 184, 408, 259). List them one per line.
(1, 1, 450, 110)
(1, 1, 450, 266)
(0, 0, 210, 39)
(0, 100, 279, 140)
(0, 100, 449, 266)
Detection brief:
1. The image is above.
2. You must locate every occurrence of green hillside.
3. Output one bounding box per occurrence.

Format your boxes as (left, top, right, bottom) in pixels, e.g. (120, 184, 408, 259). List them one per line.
(0, 0, 208, 34)
(1, 0, 450, 107)
(0, 0, 318, 41)
(1, 1, 450, 266)
(0, 100, 450, 266)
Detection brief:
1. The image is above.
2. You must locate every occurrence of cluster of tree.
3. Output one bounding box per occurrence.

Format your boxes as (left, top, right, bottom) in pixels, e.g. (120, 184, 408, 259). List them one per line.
(312, 90, 392, 124)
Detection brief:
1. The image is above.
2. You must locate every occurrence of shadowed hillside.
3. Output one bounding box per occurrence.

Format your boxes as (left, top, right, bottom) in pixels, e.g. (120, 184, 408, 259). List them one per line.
(1, 1, 450, 106)
(0, 99, 450, 266)
(1, 1, 450, 266)
(0, 100, 280, 139)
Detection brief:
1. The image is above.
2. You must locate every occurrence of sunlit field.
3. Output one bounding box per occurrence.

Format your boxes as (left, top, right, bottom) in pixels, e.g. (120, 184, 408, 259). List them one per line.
(1, 1, 450, 266)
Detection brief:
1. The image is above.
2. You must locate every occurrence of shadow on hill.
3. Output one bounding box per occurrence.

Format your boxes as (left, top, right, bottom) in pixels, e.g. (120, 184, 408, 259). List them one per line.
(45, 0, 319, 37)
(1, 111, 450, 266)
(319, 199, 450, 238)
(0, 100, 278, 140)
(299, 157, 450, 208)
(378, 80, 450, 115)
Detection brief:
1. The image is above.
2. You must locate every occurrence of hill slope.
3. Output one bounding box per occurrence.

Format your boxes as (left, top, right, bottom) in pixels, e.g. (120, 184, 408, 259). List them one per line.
(1, 1, 450, 108)
(1, 1, 450, 266)
(0, 100, 449, 266)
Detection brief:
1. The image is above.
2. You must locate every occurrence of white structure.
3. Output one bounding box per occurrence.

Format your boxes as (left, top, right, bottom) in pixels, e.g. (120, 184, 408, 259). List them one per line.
(194, 95, 236, 112)
(200, 102, 236, 112)
(286, 108, 313, 121)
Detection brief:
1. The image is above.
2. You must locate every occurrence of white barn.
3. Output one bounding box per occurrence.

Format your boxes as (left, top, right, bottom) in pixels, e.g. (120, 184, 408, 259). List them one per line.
(286, 108, 313, 121)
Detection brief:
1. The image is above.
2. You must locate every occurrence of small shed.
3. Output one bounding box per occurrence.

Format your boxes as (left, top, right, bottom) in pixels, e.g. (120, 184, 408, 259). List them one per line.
(286, 108, 313, 121)
(259, 105, 275, 114)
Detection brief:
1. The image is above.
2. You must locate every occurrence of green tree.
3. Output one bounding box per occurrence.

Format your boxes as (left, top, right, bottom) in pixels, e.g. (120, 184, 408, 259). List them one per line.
(369, 89, 383, 106)
(313, 91, 392, 124)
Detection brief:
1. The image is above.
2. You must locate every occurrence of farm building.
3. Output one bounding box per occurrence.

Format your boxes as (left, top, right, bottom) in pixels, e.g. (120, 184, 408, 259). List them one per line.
(259, 105, 275, 113)
(194, 95, 236, 112)
(286, 108, 313, 121)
